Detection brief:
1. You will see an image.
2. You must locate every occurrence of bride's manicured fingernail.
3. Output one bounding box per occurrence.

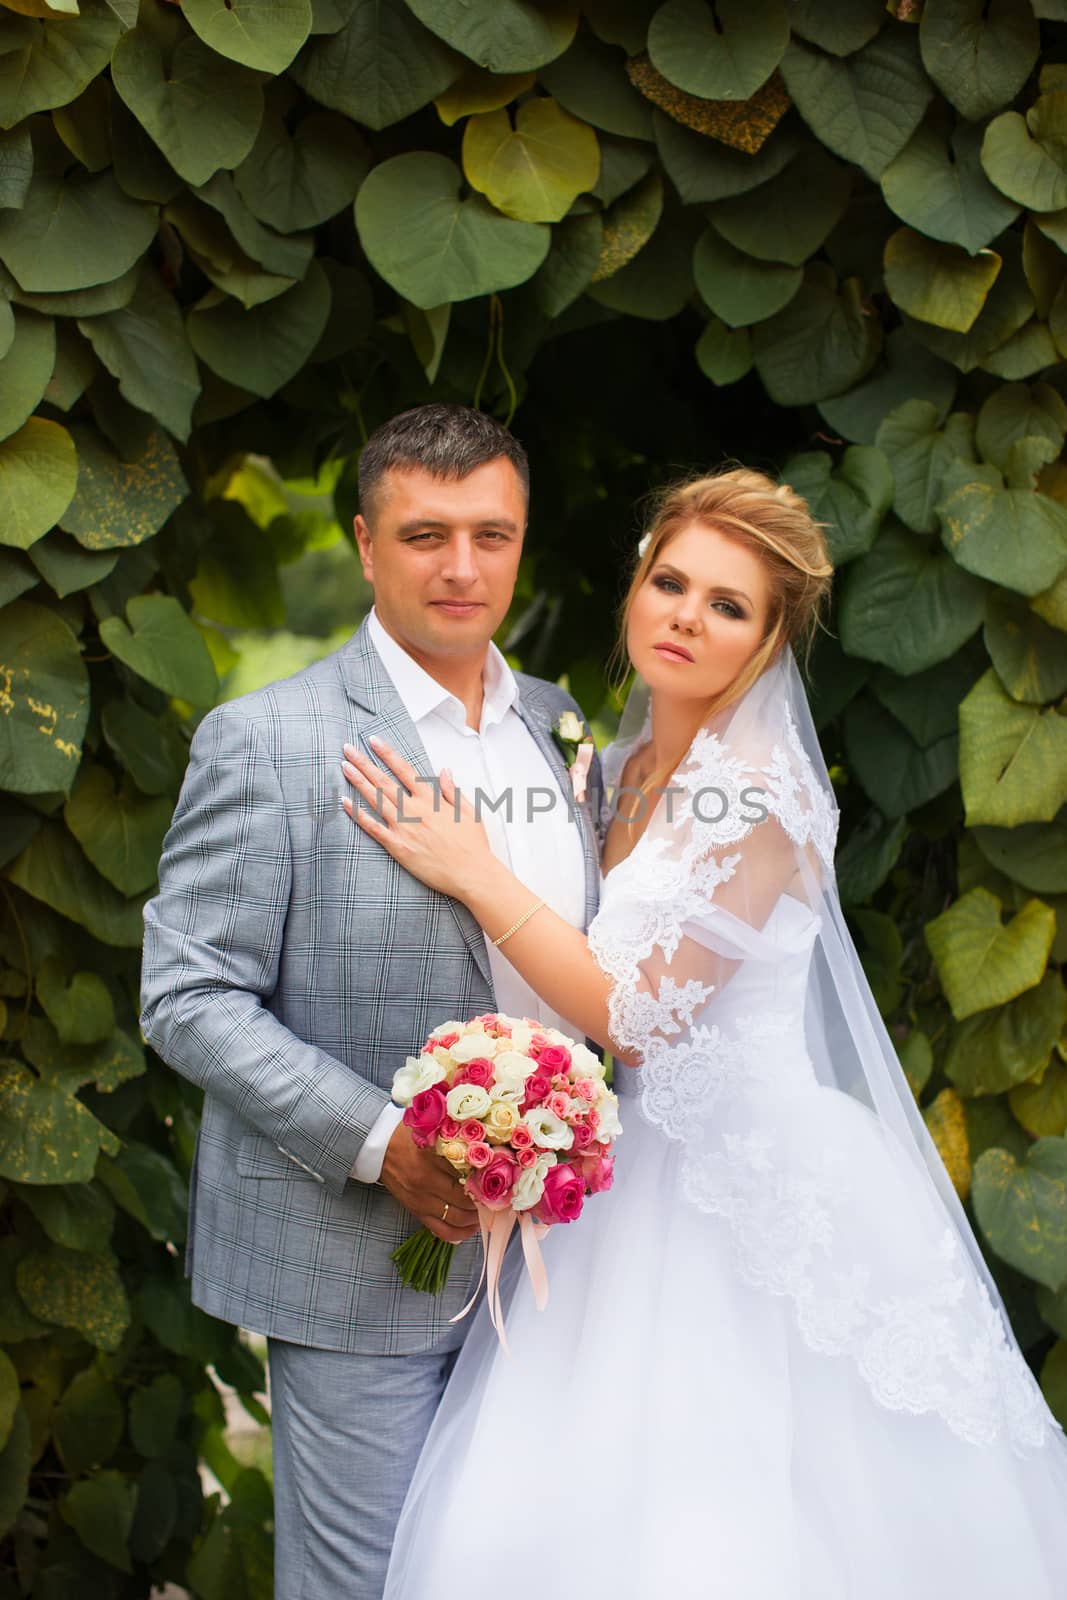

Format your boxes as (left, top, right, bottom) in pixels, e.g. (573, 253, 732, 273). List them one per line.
(343, 743, 357, 758)
(369, 736, 384, 750)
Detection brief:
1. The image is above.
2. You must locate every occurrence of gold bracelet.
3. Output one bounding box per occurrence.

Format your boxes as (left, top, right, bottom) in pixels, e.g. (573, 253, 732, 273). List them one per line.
(492, 899, 546, 948)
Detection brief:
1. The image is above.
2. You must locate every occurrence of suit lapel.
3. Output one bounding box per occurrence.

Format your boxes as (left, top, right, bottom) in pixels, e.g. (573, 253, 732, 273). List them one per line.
(512, 684, 601, 932)
(340, 622, 494, 991)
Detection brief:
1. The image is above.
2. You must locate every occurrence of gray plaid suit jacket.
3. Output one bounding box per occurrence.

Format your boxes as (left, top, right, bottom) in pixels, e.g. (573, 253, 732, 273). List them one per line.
(140, 618, 602, 1355)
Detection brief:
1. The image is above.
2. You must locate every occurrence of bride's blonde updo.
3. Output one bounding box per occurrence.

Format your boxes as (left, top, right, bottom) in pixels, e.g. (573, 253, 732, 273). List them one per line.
(615, 465, 834, 712)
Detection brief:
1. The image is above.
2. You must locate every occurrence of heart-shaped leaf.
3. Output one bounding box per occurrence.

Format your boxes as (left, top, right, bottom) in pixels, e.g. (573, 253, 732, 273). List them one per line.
(752, 264, 881, 406)
(0, 0, 120, 130)
(695, 317, 753, 386)
(920, 0, 1039, 124)
(234, 107, 369, 234)
(780, 446, 892, 566)
(539, 26, 654, 140)
(36, 957, 115, 1045)
(693, 225, 800, 329)
(292, 0, 459, 129)
(976, 380, 1067, 471)
(882, 114, 1020, 254)
(462, 97, 599, 223)
(984, 588, 1067, 703)
(0, 312, 55, 443)
(6, 822, 148, 946)
(0, 600, 87, 794)
(710, 147, 852, 266)
(355, 151, 549, 309)
(790, 0, 885, 56)
(818, 326, 957, 446)
(64, 763, 172, 895)
(939, 474, 1067, 596)
(1011, 1062, 1067, 1138)
(0, 418, 78, 551)
(959, 668, 1067, 825)
(78, 269, 201, 442)
(187, 258, 331, 397)
(53, 1370, 124, 1474)
(974, 821, 1067, 895)
(838, 519, 986, 673)
(884, 227, 1001, 333)
(183, 0, 311, 71)
(876, 401, 976, 534)
(972, 1138, 1067, 1291)
(0, 172, 156, 293)
(648, 0, 788, 102)
(926, 886, 1054, 1018)
(844, 692, 958, 818)
(781, 27, 932, 182)
(99, 593, 218, 705)
(982, 94, 1067, 212)
(0, 1062, 118, 1184)
(405, 0, 578, 72)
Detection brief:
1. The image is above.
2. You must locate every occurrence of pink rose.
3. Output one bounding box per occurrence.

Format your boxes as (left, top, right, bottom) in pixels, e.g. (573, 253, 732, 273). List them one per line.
(529, 1034, 549, 1054)
(545, 1090, 571, 1120)
(538, 1045, 572, 1074)
(439, 1115, 461, 1141)
(402, 1087, 447, 1148)
(521, 1072, 552, 1113)
(550, 1073, 571, 1093)
(511, 1124, 533, 1151)
(575, 1078, 598, 1104)
(534, 1161, 585, 1225)
(579, 1154, 614, 1195)
(455, 1058, 494, 1089)
(467, 1152, 518, 1210)
(466, 1141, 493, 1169)
(429, 1031, 459, 1051)
(572, 1122, 595, 1150)
(516, 1147, 538, 1169)
(586, 1109, 600, 1132)
(461, 1119, 486, 1143)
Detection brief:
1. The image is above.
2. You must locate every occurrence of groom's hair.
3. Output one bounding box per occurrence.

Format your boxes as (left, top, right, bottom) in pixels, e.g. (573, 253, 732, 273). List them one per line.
(358, 404, 530, 524)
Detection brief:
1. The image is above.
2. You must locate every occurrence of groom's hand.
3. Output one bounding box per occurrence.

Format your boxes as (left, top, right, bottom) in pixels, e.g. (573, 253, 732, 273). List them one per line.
(380, 1124, 480, 1243)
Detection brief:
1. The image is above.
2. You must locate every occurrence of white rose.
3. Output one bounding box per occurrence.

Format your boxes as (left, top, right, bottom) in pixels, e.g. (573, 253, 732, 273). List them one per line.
(557, 711, 584, 742)
(506, 1022, 534, 1054)
(523, 1106, 574, 1151)
(571, 1043, 605, 1079)
(512, 1152, 556, 1212)
(391, 1054, 446, 1107)
(595, 1095, 622, 1141)
(446, 1083, 492, 1121)
(489, 1052, 533, 1104)
(450, 1032, 493, 1064)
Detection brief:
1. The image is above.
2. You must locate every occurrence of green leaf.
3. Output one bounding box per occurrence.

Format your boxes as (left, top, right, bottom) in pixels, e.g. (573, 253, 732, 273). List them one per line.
(947, 973, 1067, 1096)
(980, 318, 1059, 380)
(818, 326, 957, 446)
(0, 1406, 30, 1541)
(97, 1143, 187, 1244)
(100, 696, 188, 796)
(0, 549, 38, 609)
(1041, 1337, 1067, 1426)
(0, 126, 32, 210)
(292, 0, 459, 129)
(838, 519, 986, 673)
(194, 171, 315, 281)
(16, 1177, 115, 1251)
(844, 693, 958, 818)
(462, 98, 600, 223)
(0, 172, 156, 294)
(111, 7, 264, 186)
(130, 1459, 178, 1567)
(876, 402, 976, 534)
(164, 192, 300, 310)
(63, 763, 171, 895)
(23, 1014, 145, 1092)
(0, 1239, 48, 1341)
(692, 225, 800, 329)
(140, 1275, 229, 1363)
(751, 264, 881, 407)
(836, 811, 908, 905)
(60, 424, 187, 552)
(884, 227, 1001, 333)
(99, 593, 218, 706)
(1012, 1061, 1067, 1138)
(6, 821, 148, 947)
(528, 212, 603, 318)
(0, 1350, 17, 1452)
(0, 598, 87, 793)
(110, 90, 183, 205)
(1023, 218, 1066, 320)
(28, 533, 118, 599)
(539, 26, 654, 140)
(985, 588, 1067, 703)
(919, 0, 1039, 124)
(974, 821, 1067, 895)
(647, 0, 788, 102)
(972, 1139, 1067, 1291)
(355, 151, 549, 309)
(926, 886, 1054, 1019)
(959, 668, 1067, 825)
(852, 907, 904, 1014)
(587, 208, 694, 319)
(0, 1060, 118, 1184)
(234, 107, 369, 234)
(183, 0, 311, 71)
(981, 94, 1067, 213)
(903, 232, 1034, 374)
(404, 0, 578, 72)
(694, 317, 753, 386)
(654, 108, 801, 205)
(975, 380, 1067, 472)
(710, 146, 852, 266)
(0, 310, 54, 443)
(53, 1369, 124, 1474)
(0, 418, 78, 551)
(939, 476, 1067, 596)
(129, 1373, 182, 1458)
(188, 259, 331, 399)
(591, 167, 662, 281)
(780, 446, 892, 566)
(881, 113, 1021, 254)
(61, 1469, 136, 1571)
(3, 261, 143, 319)
(0, 1, 120, 130)
(781, 28, 932, 183)
(583, 0, 656, 53)
(873, 639, 985, 747)
(77, 269, 200, 443)
(37, 956, 115, 1043)
(434, 64, 537, 126)
(790, 0, 885, 56)
(53, 74, 113, 174)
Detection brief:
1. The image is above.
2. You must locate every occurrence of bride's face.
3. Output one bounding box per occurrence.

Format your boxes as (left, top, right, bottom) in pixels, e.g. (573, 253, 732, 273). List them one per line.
(627, 521, 771, 702)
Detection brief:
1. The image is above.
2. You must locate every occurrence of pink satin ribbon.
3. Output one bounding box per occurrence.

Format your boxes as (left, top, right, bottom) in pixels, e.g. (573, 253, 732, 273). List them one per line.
(450, 1204, 550, 1355)
(570, 741, 594, 804)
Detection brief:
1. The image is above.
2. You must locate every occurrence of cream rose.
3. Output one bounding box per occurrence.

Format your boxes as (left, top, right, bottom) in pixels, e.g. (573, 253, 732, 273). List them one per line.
(392, 1053, 447, 1107)
(557, 711, 584, 742)
(446, 1083, 492, 1121)
(450, 1032, 493, 1064)
(489, 1051, 533, 1104)
(507, 1022, 534, 1054)
(571, 1042, 605, 1079)
(436, 1138, 469, 1170)
(483, 1101, 520, 1144)
(512, 1151, 556, 1211)
(523, 1106, 574, 1151)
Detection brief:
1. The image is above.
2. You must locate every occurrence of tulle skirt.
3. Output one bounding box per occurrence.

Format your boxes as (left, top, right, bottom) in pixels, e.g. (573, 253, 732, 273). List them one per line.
(384, 1097, 1067, 1599)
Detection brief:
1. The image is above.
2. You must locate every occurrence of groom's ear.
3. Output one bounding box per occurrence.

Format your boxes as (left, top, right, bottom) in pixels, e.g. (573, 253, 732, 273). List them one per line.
(353, 514, 374, 579)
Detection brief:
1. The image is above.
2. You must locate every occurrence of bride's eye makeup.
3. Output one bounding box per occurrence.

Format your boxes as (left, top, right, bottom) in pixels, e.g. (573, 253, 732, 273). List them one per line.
(651, 572, 746, 620)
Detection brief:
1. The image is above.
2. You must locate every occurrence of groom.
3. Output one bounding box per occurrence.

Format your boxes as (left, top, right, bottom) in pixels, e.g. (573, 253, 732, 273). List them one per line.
(140, 404, 602, 1599)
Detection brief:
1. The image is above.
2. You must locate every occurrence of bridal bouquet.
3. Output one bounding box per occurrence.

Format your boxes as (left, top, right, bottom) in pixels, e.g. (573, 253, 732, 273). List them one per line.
(390, 1012, 621, 1342)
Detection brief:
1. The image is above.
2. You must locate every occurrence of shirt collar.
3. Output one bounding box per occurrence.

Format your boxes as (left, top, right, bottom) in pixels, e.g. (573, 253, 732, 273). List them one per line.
(367, 607, 518, 732)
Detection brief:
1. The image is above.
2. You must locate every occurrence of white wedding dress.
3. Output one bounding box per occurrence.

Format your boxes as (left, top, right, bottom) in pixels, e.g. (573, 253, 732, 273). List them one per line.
(384, 655, 1067, 1599)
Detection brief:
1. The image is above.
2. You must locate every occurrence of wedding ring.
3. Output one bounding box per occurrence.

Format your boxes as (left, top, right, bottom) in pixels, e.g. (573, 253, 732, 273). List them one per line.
(442, 1201, 450, 1223)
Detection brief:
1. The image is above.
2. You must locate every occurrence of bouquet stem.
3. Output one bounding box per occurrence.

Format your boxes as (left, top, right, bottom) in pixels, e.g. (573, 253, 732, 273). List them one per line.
(391, 1227, 456, 1294)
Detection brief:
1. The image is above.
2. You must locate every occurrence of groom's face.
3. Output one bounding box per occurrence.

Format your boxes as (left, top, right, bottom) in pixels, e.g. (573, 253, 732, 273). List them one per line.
(354, 460, 526, 663)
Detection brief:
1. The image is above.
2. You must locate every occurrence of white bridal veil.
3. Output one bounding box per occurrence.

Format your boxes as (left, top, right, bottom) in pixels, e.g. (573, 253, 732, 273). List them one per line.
(590, 649, 1052, 1451)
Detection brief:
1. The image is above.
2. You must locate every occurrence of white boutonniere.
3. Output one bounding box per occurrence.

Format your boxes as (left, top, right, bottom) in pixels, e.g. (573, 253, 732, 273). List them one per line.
(551, 711, 595, 804)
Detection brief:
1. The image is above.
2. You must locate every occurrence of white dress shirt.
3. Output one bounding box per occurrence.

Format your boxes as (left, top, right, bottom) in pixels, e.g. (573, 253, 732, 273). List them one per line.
(351, 608, 588, 1182)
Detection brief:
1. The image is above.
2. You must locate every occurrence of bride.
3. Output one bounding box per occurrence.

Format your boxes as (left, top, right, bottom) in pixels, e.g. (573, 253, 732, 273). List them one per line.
(342, 467, 1067, 1597)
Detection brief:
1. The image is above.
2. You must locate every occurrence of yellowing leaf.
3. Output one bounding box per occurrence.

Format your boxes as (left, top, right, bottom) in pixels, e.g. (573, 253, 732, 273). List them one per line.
(462, 97, 599, 223)
(926, 885, 1054, 1018)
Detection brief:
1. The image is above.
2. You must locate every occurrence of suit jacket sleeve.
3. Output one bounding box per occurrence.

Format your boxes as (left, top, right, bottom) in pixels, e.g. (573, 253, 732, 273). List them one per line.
(140, 702, 390, 1199)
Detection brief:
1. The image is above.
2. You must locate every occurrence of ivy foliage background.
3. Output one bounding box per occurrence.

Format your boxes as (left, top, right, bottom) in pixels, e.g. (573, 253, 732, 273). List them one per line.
(2, 0, 1067, 1591)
